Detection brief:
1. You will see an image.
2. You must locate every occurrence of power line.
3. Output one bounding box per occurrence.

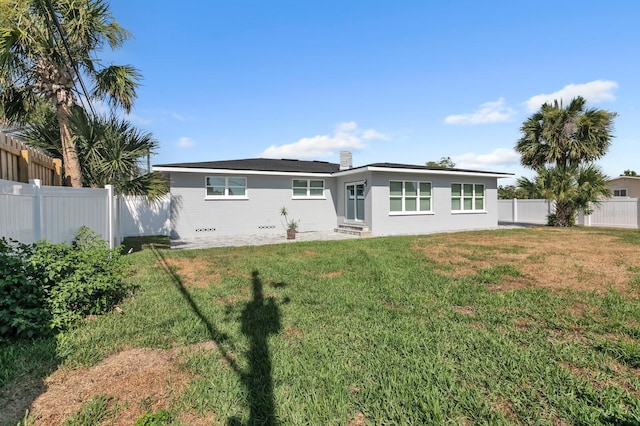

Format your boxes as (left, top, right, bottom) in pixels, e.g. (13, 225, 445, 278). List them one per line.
(41, 0, 97, 118)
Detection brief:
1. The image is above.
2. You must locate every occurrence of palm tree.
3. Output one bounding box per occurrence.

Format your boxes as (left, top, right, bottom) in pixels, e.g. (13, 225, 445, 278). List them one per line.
(517, 165, 610, 226)
(0, 0, 140, 187)
(515, 97, 616, 226)
(24, 107, 168, 199)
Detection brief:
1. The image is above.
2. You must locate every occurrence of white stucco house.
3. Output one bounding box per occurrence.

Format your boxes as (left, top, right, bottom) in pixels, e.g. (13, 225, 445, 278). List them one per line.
(153, 152, 514, 240)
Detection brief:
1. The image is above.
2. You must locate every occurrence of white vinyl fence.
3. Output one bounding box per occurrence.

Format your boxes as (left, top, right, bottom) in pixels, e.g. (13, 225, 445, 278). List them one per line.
(0, 178, 169, 248)
(499, 198, 640, 229)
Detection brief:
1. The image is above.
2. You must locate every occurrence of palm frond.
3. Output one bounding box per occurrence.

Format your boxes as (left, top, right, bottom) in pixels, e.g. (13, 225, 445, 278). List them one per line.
(92, 64, 141, 113)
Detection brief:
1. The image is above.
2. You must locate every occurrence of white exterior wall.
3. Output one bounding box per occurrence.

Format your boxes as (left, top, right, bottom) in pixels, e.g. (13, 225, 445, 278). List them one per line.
(169, 172, 338, 239)
(119, 196, 171, 237)
(368, 172, 499, 235)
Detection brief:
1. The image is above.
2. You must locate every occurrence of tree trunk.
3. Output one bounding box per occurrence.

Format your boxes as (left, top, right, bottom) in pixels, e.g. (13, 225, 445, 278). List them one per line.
(554, 201, 574, 227)
(56, 99, 83, 187)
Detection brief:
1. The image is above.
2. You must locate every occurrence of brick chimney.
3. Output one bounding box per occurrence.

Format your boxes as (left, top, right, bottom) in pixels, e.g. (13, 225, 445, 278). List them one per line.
(339, 151, 352, 170)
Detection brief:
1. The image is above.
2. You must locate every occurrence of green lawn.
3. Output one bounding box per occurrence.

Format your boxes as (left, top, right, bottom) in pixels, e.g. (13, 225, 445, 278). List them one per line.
(3, 228, 640, 425)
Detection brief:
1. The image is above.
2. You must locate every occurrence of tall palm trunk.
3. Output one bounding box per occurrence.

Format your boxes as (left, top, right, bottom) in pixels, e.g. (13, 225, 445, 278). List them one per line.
(554, 201, 574, 227)
(56, 101, 82, 187)
(36, 59, 83, 187)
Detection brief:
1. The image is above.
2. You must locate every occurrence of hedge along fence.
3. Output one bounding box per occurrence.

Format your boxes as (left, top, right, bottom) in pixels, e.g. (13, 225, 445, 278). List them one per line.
(0, 130, 62, 186)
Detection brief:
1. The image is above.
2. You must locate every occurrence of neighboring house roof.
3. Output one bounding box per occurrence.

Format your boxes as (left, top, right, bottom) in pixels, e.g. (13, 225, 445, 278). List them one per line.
(608, 176, 640, 182)
(154, 158, 514, 178)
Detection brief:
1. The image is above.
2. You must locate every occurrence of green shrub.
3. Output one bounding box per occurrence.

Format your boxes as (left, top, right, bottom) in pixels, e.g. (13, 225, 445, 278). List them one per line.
(546, 213, 575, 226)
(30, 227, 130, 330)
(0, 228, 131, 341)
(0, 239, 51, 341)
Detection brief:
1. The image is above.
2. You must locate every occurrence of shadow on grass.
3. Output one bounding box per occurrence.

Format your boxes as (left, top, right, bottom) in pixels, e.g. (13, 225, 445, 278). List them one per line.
(152, 247, 283, 425)
(0, 337, 59, 425)
(122, 236, 170, 253)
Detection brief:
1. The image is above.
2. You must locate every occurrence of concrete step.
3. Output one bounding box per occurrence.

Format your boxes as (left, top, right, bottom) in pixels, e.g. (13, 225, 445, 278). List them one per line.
(334, 224, 372, 237)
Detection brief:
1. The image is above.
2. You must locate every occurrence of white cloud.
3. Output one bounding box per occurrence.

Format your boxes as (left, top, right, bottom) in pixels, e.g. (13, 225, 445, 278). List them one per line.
(336, 121, 358, 132)
(260, 122, 388, 159)
(177, 137, 195, 148)
(445, 98, 516, 125)
(362, 129, 389, 141)
(172, 113, 186, 122)
(125, 113, 152, 126)
(453, 148, 520, 170)
(525, 80, 618, 112)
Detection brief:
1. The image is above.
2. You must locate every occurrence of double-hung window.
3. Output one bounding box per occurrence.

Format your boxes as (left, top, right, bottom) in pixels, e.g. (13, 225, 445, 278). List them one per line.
(205, 176, 247, 198)
(292, 179, 324, 198)
(389, 180, 432, 213)
(613, 189, 627, 197)
(451, 183, 484, 211)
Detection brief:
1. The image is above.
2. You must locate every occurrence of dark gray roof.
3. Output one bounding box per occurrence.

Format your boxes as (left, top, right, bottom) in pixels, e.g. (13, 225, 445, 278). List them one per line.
(154, 158, 513, 176)
(360, 162, 514, 176)
(154, 158, 340, 174)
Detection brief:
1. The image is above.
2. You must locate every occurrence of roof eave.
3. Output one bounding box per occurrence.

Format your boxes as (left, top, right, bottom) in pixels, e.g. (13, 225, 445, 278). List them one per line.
(334, 165, 514, 178)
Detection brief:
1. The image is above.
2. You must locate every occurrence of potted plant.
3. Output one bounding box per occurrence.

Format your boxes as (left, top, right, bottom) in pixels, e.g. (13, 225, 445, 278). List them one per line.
(280, 207, 299, 239)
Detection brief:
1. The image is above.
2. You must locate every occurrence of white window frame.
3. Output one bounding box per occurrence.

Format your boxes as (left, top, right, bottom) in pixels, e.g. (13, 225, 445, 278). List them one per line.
(205, 176, 248, 199)
(451, 183, 485, 213)
(292, 179, 325, 199)
(613, 189, 628, 197)
(389, 180, 433, 215)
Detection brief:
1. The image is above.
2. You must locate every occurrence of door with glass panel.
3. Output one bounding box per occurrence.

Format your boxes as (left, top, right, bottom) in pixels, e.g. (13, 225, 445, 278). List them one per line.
(345, 183, 365, 221)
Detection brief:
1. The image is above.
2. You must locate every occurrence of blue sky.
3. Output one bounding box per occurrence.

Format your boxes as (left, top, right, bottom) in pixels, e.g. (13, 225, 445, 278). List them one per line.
(105, 0, 639, 183)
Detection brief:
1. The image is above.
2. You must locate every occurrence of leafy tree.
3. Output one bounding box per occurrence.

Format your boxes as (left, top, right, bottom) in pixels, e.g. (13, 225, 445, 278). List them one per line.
(24, 106, 167, 199)
(623, 170, 637, 177)
(515, 96, 615, 226)
(498, 184, 538, 199)
(0, 0, 141, 187)
(426, 156, 455, 168)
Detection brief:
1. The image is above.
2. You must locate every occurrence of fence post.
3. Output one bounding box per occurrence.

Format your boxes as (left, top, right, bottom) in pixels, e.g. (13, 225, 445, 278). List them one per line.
(106, 184, 115, 249)
(637, 199, 640, 229)
(19, 150, 30, 183)
(512, 198, 518, 223)
(30, 179, 42, 242)
(52, 159, 62, 186)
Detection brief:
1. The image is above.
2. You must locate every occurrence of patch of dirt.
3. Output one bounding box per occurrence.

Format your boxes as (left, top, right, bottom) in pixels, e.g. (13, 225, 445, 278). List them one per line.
(164, 257, 218, 288)
(282, 326, 304, 347)
(453, 305, 475, 315)
(412, 228, 640, 294)
(560, 361, 640, 399)
(321, 270, 344, 278)
(346, 411, 370, 426)
(488, 395, 516, 422)
(26, 347, 192, 425)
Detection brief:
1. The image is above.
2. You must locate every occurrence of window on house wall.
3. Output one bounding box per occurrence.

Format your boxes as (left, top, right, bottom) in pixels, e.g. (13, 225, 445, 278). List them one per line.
(613, 189, 628, 197)
(292, 179, 324, 198)
(205, 176, 247, 197)
(389, 180, 432, 213)
(451, 183, 484, 211)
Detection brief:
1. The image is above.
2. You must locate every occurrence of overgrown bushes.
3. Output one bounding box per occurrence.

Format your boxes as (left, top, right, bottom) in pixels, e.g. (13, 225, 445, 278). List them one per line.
(0, 228, 131, 342)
